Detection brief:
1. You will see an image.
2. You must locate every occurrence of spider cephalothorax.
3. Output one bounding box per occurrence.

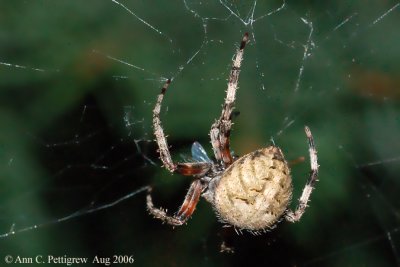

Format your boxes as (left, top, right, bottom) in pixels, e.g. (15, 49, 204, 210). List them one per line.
(146, 32, 319, 232)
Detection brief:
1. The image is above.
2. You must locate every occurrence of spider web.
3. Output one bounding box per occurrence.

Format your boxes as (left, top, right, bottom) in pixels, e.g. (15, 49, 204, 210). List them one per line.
(1, 1, 400, 266)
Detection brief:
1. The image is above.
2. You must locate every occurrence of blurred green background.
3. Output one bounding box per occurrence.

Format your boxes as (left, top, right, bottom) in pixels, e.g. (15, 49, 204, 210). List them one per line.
(1, 0, 400, 266)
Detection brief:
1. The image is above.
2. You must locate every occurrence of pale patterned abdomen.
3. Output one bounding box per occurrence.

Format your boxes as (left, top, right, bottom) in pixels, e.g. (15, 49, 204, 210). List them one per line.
(213, 146, 293, 231)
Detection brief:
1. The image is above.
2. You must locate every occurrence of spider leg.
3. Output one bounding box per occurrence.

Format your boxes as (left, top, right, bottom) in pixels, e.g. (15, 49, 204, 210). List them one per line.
(153, 79, 211, 176)
(210, 32, 249, 167)
(285, 126, 319, 222)
(147, 180, 203, 226)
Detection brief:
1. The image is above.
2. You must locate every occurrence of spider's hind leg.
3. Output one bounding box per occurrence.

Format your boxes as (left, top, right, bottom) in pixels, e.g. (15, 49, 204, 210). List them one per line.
(285, 126, 319, 222)
(147, 180, 204, 226)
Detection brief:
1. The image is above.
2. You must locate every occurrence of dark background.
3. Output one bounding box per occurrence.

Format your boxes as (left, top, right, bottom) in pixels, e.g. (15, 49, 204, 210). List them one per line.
(1, 1, 399, 266)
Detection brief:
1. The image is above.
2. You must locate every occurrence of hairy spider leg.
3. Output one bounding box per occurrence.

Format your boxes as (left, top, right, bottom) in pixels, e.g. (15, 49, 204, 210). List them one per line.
(152, 79, 211, 176)
(210, 32, 249, 167)
(147, 180, 203, 226)
(148, 80, 213, 226)
(285, 126, 319, 222)
(176, 179, 203, 220)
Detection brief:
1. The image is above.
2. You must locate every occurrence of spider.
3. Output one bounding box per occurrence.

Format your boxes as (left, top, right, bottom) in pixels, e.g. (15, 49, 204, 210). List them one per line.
(147, 32, 319, 232)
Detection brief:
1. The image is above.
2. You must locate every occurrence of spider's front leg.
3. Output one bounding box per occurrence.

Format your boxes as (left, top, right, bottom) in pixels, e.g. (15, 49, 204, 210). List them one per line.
(210, 32, 249, 167)
(148, 79, 211, 226)
(285, 126, 319, 222)
(153, 79, 212, 176)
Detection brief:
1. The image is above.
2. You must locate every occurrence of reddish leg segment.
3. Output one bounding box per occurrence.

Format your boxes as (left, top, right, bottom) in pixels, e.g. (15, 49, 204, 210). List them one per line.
(210, 33, 249, 167)
(147, 180, 203, 226)
(153, 79, 211, 176)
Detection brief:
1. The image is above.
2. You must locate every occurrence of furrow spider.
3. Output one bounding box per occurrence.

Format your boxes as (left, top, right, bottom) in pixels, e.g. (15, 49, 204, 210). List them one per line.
(147, 32, 319, 232)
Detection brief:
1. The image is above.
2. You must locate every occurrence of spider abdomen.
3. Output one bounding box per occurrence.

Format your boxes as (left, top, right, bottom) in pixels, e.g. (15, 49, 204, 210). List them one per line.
(213, 146, 293, 231)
